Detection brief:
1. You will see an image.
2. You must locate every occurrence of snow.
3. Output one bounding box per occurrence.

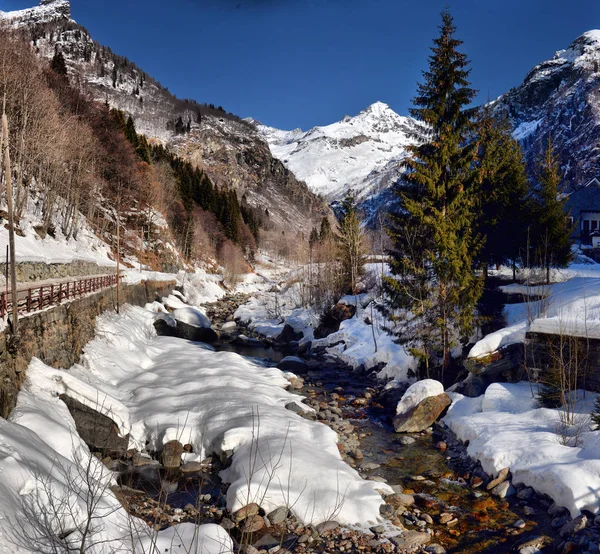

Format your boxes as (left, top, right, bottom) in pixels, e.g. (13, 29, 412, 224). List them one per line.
(396, 380, 444, 416)
(312, 307, 417, 381)
(172, 306, 211, 328)
(444, 382, 600, 518)
(469, 265, 600, 359)
(513, 118, 543, 141)
(257, 102, 425, 200)
(58, 305, 389, 526)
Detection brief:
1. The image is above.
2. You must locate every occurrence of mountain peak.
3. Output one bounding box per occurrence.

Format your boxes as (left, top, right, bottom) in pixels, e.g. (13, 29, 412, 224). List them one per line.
(362, 101, 393, 116)
(0, 0, 71, 25)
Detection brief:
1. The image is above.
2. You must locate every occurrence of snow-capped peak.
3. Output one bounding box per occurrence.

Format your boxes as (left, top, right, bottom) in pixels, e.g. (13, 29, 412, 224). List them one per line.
(0, 0, 71, 26)
(257, 103, 426, 201)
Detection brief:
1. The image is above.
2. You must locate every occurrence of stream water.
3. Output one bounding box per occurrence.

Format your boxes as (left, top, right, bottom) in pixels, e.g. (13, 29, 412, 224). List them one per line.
(120, 287, 561, 553)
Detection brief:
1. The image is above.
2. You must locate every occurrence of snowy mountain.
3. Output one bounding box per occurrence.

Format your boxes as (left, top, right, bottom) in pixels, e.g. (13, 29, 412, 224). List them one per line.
(1, 0, 326, 234)
(256, 102, 427, 202)
(495, 30, 600, 189)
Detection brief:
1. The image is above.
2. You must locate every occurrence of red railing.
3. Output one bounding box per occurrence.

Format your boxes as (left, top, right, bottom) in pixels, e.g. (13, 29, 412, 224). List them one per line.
(0, 275, 120, 319)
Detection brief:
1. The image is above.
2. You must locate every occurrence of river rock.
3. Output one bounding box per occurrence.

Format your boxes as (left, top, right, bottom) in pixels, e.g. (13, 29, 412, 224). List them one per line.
(486, 467, 510, 490)
(276, 324, 303, 343)
(59, 394, 129, 457)
(491, 480, 516, 498)
(559, 514, 587, 537)
(173, 307, 219, 343)
(390, 530, 431, 548)
(316, 520, 339, 533)
(242, 514, 264, 533)
(277, 356, 310, 374)
(232, 503, 261, 523)
(267, 506, 288, 524)
(161, 440, 184, 468)
(386, 493, 415, 509)
(393, 393, 451, 433)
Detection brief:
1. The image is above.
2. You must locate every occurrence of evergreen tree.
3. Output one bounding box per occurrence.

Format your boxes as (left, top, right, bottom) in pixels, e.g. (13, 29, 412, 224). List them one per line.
(319, 216, 331, 242)
(50, 51, 67, 76)
(384, 8, 482, 372)
(474, 107, 531, 279)
(309, 227, 320, 247)
(337, 193, 366, 294)
(532, 137, 573, 284)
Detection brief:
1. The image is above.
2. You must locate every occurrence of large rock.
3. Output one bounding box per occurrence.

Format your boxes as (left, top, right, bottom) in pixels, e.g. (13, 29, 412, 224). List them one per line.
(393, 393, 451, 433)
(172, 307, 219, 343)
(276, 324, 303, 343)
(396, 379, 444, 417)
(277, 356, 310, 374)
(161, 440, 184, 469)
(59, 394, 129, 457)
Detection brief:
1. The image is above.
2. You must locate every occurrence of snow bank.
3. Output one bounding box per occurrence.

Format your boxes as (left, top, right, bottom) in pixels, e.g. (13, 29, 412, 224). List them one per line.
(69, 306, 391, 526)
(444, 382, 600, 517)
(312, 307, 417, 381)
(469, 274, 600, 359)
(396, 379, 444, 416)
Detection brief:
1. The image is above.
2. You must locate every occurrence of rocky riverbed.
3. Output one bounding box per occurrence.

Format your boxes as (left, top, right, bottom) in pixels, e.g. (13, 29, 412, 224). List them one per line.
(78, 292, 600, 554)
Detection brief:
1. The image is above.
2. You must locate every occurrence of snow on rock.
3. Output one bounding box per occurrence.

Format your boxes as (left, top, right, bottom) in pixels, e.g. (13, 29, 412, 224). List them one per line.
(444, 382, 600, 517)
(172, 307, 211, 329)
(396, 379, 444, 416)
(179, 269, 226, 306)
(312, 305, 417, 381)
(469, 273, 600, 359)
(64, 305, 391, 525)
(138, 523, 233, 554)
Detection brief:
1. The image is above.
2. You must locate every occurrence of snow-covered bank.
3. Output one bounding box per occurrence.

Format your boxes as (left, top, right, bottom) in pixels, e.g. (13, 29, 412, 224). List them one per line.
(444, 382, 600, 517)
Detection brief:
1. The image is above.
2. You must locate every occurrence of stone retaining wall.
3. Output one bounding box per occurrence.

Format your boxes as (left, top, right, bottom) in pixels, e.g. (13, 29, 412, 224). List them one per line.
(0, 261, 115, 283)
(0, 279, 175, 418)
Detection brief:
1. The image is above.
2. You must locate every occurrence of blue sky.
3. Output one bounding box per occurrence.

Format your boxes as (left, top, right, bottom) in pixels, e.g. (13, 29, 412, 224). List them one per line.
(5, 0, 600, 129)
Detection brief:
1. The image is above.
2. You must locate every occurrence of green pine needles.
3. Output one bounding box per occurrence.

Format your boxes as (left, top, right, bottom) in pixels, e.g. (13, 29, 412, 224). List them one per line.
(384, 9, 483, 374)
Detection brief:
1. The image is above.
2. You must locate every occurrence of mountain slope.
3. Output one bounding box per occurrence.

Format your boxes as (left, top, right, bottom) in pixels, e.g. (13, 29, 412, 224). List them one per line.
(257, 102, 426, 202)
(1, 0, 326, 234)
(494, 30, 600, 189)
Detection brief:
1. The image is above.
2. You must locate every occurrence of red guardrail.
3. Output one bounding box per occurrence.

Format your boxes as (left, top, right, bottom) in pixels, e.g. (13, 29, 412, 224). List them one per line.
(0, 274, 120, 319)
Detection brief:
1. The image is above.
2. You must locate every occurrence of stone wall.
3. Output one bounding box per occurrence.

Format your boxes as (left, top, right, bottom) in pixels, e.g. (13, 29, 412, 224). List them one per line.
(0, 261, 115, 283)
(0, 279, 175, 418)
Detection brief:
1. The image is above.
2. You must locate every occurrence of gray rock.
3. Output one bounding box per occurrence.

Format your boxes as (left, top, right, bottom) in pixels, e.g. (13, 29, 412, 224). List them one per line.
(276, 324, 303, 343)
(559, 515, 587, 538)
(254, 534, 280, 549)
(514, 519, 527, 529)
(524, 506, 535, 516)
(491, 480, 516, 498)
(59, 394, 129, 457)
(386, 493, 415, 509)
(390, 530, 431, 547)
(424, 546, 447, 554)
(233, 503, 260, 523)
(369, 524, 385, 535)
(361, 462, 381, 471)
(277, 356, 310, 375)
(551, 516, 570, 529)
(267, 506, 288, 525)
(316, 520, 339, 533)
(176, 320, 219, 343)
(285, 402, 310, 415)
(399, 436, 416, 445)
(517, 487, 535, 500)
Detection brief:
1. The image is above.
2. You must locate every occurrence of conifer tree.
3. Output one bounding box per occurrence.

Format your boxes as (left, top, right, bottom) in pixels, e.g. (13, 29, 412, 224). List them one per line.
(474, 107, 531, 279)
(532, 137, 573, 284)
(319, 216, 331, 242)
(384, 8, 482, 372)
(51, 51, 67, 76)
(337, 194, 366, 294)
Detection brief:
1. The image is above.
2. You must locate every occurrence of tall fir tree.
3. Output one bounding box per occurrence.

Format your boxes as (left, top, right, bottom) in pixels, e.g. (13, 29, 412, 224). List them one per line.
(474, 106, 531, 279)
(337, 194, 366, 294)
(532, 137, 573, 284)
(384, 8, 482, 373)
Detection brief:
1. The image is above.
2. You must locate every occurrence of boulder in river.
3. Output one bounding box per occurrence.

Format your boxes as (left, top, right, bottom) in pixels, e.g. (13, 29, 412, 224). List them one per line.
(393, 393, 451, 433)
(276, 324, 303, 343)
(277, 356, 310, 374)
(172, 307, 219, 343)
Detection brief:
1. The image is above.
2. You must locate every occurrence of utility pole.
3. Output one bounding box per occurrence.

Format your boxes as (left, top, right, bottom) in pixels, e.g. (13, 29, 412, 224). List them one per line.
(2, 97, 18, 335)
(115, 206, 120, 314)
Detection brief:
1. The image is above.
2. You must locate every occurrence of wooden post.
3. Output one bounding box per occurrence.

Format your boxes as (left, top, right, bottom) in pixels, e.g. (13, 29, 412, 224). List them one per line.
(116, 208, 120, 314)
(2, 104, 18, 334)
